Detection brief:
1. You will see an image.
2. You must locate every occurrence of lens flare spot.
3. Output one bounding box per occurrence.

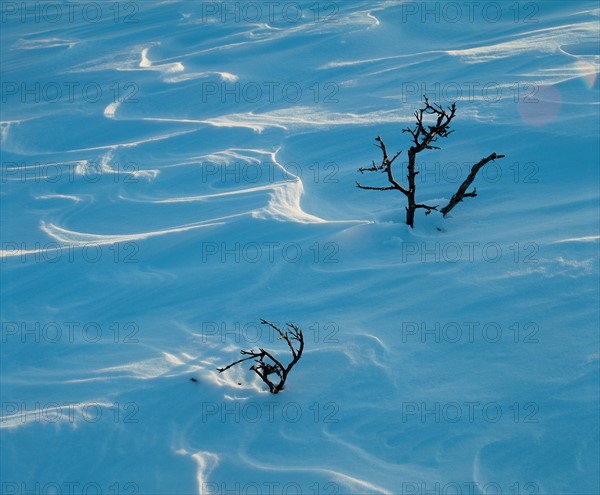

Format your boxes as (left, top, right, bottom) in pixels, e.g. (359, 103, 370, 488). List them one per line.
(517, 85, 562, 127)
(575, 60, 598, 89)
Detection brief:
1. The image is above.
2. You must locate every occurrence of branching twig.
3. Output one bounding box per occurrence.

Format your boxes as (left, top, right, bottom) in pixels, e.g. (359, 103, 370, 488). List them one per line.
(403, 96, 456, 152)
(217, 320, 304, 394)
(357, 136, 408, 196)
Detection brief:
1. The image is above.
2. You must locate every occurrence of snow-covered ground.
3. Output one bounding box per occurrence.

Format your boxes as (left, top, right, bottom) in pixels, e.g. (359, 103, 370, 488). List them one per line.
(1, 1, 599, 494)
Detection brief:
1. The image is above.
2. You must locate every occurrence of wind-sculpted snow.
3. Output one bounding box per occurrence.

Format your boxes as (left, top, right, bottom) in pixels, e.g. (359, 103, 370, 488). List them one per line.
(40, 219, 226, 246)
(12, 38, 78, 50)
(143, 107, 419, 132)
(446, 21, 600, 63)
(0, 145, 357, 259)
(1, 1, 599, 493)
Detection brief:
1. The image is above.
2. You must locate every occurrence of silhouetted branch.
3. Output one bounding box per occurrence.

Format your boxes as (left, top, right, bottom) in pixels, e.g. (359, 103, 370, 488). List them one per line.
(217, 320, 304, 394)
(354, 183, 395, 191)
(415, 203, 439, 215)
(440, 153, 505, 217)
(403, 96, 456, 152)
(356, 136, 408, 196)
(216, 352, 259, 373)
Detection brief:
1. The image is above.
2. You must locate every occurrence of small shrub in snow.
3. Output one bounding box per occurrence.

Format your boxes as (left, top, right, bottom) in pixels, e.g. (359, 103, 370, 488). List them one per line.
(356, 96, 505, 227)
(217, 319, 304, 394)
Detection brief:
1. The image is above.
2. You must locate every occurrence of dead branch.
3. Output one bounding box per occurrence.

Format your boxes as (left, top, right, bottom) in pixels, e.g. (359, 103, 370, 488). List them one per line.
(217, 320, 304, 394)
(440, 153, 505, 217)
(357, 136, 408, 196)
(403, 96, 456, 152)
(415, 203, 439, 215)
